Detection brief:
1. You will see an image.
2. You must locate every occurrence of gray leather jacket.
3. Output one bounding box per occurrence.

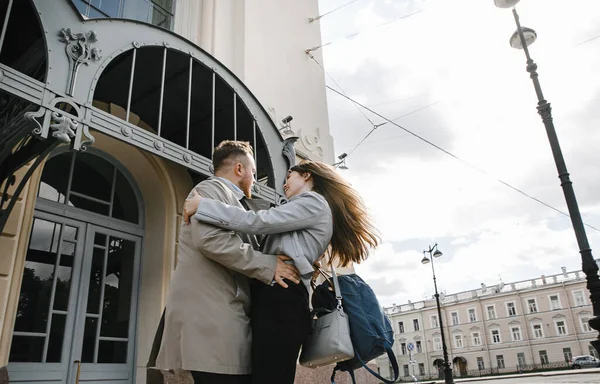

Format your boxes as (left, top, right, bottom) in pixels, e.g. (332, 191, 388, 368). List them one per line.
(194, 191, 333, 290)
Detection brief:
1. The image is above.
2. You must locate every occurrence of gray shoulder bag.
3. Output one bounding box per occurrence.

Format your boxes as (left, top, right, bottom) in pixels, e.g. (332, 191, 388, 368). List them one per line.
(299, 265, 354, 368)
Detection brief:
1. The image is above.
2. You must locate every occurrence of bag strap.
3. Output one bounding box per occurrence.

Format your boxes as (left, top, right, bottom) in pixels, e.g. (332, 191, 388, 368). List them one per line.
(146, 309, 166, 368)
(311, 262, 333, 290)
(329, 264, 343, 308)
(354, 345, 400, 383)
(331, 366, 357, 384)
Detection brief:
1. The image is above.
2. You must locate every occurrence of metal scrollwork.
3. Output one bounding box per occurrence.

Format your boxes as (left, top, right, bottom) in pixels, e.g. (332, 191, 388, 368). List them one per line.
(59, 28, 102, 96)
(25, 108, 48, 137)
(73, 124, 95, 152)
(282, 136, 299, 170)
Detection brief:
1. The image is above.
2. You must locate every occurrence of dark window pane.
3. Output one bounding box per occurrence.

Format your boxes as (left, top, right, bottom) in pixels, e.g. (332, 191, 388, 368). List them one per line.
(111, 171, 139, 223)
(101, 238, 135, 338)
(0, 0, 47, 81)
(95, 233, 107, 246)
(53, 243, 75, 311)
(38, 152, 72, 203)
(46, 314, 67, 362)
(87, 247, 106, 314)
(69, 194, 111, 216)
(98, 340, 127, 363)
(9, 336, 45, 362)
(82, 317, 98, 363)
(70, 152, 114, 202)
(14, 219, 60, 333)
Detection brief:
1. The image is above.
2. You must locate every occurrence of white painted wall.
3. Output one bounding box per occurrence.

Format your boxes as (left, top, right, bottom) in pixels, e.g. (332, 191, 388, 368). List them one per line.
(173, 0, 334, 163)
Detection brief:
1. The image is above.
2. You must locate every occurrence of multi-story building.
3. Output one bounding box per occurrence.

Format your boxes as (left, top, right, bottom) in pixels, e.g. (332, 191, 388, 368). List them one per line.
(0, 1, 334, 383)
(377, 266, 599, 381)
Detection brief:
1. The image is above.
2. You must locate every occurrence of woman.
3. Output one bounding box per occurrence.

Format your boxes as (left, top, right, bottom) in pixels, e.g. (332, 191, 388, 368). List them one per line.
(183, 160, 379, 383)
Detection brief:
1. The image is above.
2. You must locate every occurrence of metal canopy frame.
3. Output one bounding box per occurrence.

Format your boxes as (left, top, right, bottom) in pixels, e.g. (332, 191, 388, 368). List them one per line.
(0, 0, 298, 234)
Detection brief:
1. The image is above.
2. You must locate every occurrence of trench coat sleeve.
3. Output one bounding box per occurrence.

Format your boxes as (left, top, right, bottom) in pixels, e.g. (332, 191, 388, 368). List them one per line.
(190, 183, 277, 285)
(193, 192, 327, 235)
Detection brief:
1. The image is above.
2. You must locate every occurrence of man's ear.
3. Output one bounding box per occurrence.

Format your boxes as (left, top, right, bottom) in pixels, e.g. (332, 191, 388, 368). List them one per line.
(234, 162, 243, 176)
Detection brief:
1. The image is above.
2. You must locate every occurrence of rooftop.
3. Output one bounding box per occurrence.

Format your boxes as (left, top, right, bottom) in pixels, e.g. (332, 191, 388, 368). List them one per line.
(384, 262, 599, 316)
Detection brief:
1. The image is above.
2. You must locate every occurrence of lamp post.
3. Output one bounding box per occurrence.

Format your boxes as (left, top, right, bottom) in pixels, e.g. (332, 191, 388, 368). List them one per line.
(422, 243, 454, 384)
(494, 0, 600, 354)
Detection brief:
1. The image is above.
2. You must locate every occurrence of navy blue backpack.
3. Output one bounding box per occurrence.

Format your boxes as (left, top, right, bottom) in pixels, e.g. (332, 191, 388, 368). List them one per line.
(312, 270, 400, 384)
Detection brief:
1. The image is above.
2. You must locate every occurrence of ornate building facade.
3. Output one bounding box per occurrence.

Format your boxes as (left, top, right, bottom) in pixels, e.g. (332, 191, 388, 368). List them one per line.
(0, 1, 334, 382)
(376, 266, 599, 381)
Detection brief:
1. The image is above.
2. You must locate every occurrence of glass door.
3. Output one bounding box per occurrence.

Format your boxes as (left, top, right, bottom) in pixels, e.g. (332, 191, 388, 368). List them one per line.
(8, 217, 142, 384)
(8, 212, 86, 383)
(68, 224, 141, 383)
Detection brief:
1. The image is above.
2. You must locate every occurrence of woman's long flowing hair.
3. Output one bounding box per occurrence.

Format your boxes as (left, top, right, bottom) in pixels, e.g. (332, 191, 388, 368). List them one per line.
(290, 161, 380, 267)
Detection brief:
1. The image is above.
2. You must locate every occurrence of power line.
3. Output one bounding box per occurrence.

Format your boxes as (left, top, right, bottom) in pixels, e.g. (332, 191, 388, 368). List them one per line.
(309, 0, 365, 23)
(306, 9, 424, 53)
(309, 54, 376, 127)
(573, 32, 600, 48)
(325, 85, 600, 233)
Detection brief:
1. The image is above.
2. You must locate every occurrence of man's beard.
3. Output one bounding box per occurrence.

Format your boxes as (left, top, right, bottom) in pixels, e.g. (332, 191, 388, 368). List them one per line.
(240, 181, 252, 198)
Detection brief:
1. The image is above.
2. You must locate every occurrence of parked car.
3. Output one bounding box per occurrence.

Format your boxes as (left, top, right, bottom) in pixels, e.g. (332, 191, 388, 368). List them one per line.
(570, 355, 600, 369)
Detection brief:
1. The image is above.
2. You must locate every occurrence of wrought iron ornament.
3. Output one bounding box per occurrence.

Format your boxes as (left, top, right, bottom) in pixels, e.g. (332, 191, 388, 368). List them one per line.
(58, 28, 101, 95)
(282, 136, 299, 170)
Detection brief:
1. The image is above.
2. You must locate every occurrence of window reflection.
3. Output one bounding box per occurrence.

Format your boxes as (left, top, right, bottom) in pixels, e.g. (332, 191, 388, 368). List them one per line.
(10, 218, 76, 363)
(72, 0, 175, 30)
(100, 237, 135, 339)
(37, 152, 139, 224)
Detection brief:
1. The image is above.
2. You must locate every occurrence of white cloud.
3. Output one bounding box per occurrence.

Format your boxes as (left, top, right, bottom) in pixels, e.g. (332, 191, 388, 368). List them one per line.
(318, 0, 600, 306)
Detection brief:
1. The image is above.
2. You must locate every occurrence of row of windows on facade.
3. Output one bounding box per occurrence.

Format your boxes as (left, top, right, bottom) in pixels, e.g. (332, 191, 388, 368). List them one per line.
(399, 347, 599, 378)
(397, 290, 587, 334)
(399, 316, 593, 355)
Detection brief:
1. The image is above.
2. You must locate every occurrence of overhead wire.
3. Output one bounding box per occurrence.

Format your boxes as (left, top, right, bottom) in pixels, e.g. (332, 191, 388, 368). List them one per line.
(324, 84, 600, 233)
(309, 0, 365, 23)
(309, 54, 376, 127)
(309, 2, 600, 231)
(306, 9, 424, 53)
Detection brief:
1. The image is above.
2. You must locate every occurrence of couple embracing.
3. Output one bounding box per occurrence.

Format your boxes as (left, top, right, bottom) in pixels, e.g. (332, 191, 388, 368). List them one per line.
(154, 140, 379, 383)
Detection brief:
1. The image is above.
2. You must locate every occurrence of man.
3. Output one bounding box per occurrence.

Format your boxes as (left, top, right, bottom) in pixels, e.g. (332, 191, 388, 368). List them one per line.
(156, 141, 300, 383)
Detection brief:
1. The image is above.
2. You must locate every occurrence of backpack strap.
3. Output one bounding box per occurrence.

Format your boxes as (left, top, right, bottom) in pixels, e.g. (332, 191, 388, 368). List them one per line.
(354, 345, 400, 383)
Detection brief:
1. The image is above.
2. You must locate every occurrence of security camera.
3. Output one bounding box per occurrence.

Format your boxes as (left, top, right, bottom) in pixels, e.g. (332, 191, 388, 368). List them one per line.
(337, 153, 348, 160)
(281, 115, 293, 124)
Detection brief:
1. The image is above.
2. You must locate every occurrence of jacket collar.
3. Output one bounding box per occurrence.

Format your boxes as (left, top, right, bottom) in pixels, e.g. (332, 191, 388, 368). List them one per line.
(213, 176, 245, 200)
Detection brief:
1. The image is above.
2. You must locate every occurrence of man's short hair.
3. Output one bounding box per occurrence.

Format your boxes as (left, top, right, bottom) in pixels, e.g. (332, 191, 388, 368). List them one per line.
(212, 140, 254, 173)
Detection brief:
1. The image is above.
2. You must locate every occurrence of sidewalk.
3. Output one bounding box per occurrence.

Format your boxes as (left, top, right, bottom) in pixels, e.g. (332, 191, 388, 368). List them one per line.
(421, 367, 600, 383)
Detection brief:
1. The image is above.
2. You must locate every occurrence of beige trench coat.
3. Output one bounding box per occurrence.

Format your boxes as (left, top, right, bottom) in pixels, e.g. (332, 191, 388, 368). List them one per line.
(155, 178, 277, 374)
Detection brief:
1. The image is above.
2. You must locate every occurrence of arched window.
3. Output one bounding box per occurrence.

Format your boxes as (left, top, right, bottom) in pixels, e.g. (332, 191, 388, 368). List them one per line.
(37, 151, 140, 224)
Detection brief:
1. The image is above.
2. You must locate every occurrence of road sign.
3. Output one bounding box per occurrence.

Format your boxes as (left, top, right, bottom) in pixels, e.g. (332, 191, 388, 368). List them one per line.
(407, 342, 414, 351)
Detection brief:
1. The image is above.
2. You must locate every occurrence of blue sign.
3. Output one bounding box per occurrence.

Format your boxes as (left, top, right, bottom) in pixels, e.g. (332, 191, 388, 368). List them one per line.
(407, 342, 414, 351)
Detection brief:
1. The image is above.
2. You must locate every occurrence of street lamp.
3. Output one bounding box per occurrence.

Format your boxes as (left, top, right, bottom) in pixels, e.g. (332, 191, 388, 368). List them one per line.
(495, 0, 600, 354)
(422, 243, 454, 384)
(333, 153, 349, 170)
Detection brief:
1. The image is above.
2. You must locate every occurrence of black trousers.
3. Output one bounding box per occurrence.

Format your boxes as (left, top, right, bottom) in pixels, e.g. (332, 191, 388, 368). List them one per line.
(250, 279, 310, 384)
(190, 371, 251, 384)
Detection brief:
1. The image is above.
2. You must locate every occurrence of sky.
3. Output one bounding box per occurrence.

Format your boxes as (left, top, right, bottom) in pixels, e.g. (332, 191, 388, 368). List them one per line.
(316, 0, 600, 308)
